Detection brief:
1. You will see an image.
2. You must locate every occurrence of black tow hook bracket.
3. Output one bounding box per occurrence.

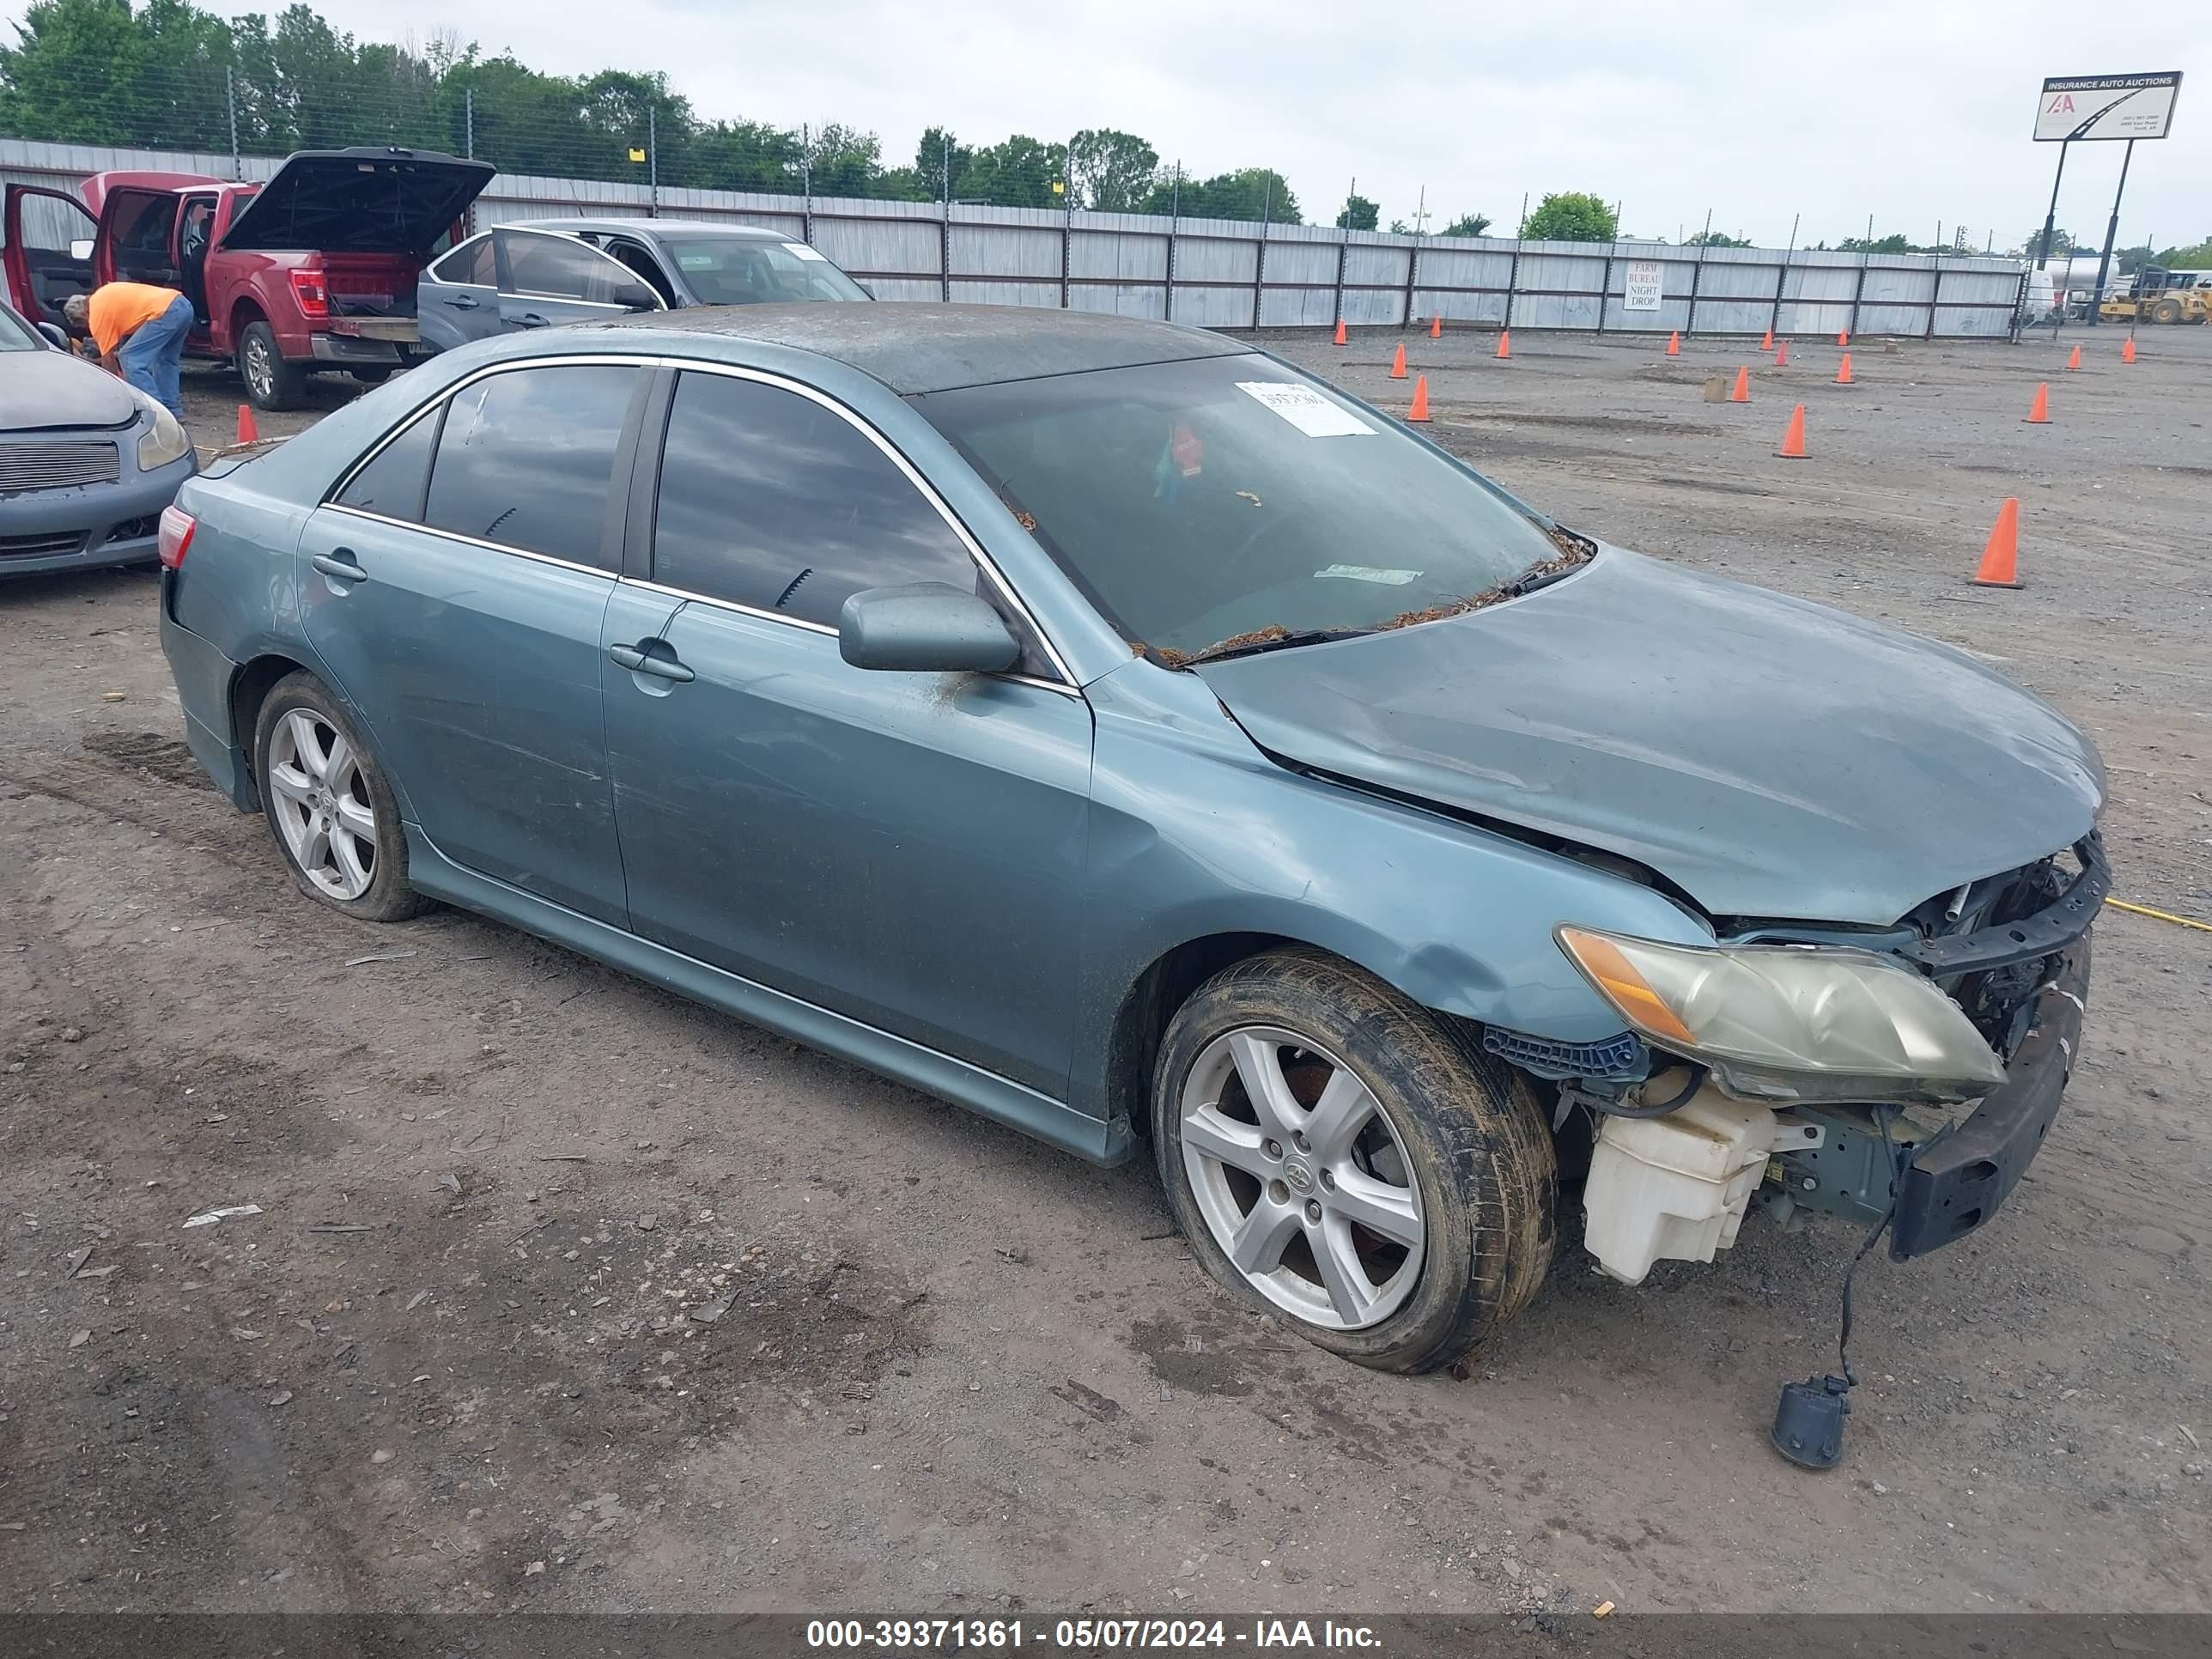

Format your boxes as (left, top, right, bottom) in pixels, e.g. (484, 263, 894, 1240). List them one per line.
(1771, 1373, 1852, 1469)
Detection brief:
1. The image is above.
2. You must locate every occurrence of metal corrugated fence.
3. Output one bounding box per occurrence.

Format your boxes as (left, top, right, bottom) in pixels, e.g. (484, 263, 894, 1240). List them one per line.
(3, 136, 2027, 339)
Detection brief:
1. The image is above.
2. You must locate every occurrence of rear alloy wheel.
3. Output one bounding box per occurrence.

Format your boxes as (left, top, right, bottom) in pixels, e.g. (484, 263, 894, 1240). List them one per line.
(253, 673, 428, 921)
(1152, 949, 1556, 1372)
(237, 319, 307, 411)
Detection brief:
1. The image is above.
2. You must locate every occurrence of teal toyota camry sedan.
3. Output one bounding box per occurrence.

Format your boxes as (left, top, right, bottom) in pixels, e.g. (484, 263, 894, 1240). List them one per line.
(155, 306, 2105, 1417)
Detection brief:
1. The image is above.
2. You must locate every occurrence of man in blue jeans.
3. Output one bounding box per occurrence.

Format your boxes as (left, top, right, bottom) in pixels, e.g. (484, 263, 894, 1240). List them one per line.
(63, 283, 194, 422)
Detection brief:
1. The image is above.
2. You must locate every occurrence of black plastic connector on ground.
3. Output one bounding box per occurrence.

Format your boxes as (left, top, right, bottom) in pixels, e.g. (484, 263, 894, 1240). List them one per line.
(1771, 1373, 1852, 1468)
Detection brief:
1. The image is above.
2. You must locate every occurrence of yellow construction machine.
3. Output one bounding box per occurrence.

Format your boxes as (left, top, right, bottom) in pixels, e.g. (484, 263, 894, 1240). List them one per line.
(2099, 267, 2212, 325)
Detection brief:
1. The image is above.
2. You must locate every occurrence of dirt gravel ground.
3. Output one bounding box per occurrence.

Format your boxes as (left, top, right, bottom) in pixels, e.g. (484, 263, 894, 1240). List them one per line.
(2, 327, 2208, 1619)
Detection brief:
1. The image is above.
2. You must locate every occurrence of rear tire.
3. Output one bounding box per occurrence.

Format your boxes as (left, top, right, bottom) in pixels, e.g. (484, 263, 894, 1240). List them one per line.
(252, 672, 430, 922)
(2152, 299, 2185, 325)
(237, 319, 307, 411)
(1152, 948, 1555, 1373)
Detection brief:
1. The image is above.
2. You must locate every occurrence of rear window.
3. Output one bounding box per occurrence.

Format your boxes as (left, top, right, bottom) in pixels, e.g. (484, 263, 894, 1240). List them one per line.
(422, 364, 639, 565)
(336, 410, 440, 519)
(654, 237, 868, 305)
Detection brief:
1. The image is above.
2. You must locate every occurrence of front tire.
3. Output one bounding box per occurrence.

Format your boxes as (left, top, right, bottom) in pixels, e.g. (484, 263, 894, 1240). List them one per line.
(253, 672, 429, 922)
(237, 318, 307, 411)
(1152, 949, 1555, 1373)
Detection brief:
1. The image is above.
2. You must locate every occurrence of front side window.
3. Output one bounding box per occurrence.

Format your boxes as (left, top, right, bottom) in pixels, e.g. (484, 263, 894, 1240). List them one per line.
(914, 355, 1568, 660)
(651, 371, 975, 627)
(500, 232, 640, 305)
(654, 237, 869, 305)
(422, 364, 639, 565)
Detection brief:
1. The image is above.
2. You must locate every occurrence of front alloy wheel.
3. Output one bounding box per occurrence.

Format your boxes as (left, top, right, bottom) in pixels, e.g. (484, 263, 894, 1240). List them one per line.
(1179, 1028, 1425, 1329)
(1153, 949, 1556, 1373)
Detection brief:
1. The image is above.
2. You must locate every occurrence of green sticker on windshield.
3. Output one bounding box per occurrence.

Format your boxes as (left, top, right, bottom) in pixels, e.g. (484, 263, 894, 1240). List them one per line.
(1315, 564, 1420, 585)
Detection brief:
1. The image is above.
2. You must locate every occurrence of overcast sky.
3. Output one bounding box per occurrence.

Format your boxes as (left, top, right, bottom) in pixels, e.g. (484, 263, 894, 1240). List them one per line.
(47, 0, 2212, 249)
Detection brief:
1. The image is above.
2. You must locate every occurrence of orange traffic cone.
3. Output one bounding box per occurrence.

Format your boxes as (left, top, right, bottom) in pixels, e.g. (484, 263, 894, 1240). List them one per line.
(1495, 331, 1512, 360)
(2024, 383, 2051, 424)
(2121, 336, 2136, 363)
(1333, 318, 1347, 347)
(1776, 403, 1808, 459)
(1775, 338, 1790, 368)
(1835, 352, 1854, 385)
(1666, 330, 1680, 356)
(2064, 342, 2081, 370)
(1389, 343, 1407, 379)
(1760, 325, 1775, 351)
(1972, 498, 2024, 589)
(1430, 313, 1442, 339)
(1729, 366, 1751, 403)
(1837, 328, 1850, 346)
(1407, 374, 1431, 422)
(235, 404, 259, 444)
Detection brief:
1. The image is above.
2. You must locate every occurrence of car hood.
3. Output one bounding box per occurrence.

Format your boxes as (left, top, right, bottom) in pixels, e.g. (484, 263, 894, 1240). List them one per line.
(221, 148, 494, 256)
(0, 349, 137, 432)
(1194, 548, 2105, 927)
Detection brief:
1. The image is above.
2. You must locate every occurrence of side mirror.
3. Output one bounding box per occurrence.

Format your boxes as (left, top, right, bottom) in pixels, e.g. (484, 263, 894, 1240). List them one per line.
(69, 239, 94, 262)
(611, 282, 660, 312)
(838, 583, 1020, 674)
(36, 321, 70, 350)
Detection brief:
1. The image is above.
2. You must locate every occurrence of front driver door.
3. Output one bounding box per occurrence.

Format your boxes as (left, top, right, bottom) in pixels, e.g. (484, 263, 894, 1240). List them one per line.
(2, 185, 96, 329)
(301, 361, 654, 927)
(601, 368, 1095, 1098)
(493, 229, 661, 334)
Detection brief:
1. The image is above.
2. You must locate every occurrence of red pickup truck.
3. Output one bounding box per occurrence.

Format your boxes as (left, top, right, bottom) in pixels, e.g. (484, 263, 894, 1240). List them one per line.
(3, 147, 492, 410)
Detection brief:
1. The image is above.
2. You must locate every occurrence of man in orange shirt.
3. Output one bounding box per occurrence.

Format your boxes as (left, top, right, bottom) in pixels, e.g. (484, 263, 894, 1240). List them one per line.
(61, 283, 194, 422)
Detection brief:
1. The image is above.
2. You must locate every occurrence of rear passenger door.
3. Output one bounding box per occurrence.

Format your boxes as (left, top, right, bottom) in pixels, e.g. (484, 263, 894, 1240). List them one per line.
(494, 229, 661, 332)
(599, 368, 1095, 1097)
(417, 233, 500, 352)
(301, 360, 668, 927)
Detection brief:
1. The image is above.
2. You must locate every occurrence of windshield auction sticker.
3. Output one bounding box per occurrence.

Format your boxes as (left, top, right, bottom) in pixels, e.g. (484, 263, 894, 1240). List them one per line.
(1237, 381, 1375, 437)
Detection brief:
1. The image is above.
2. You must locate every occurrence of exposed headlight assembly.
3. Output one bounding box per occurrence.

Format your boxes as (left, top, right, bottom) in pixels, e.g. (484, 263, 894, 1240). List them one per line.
(1555, 925, 2006, 1104)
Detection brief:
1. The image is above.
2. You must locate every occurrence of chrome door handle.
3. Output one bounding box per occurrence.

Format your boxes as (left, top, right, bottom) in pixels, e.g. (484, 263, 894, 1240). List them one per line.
(515, 312, 552, 328)
(443, 294, 479, 309)
(312, 552, 364, 582)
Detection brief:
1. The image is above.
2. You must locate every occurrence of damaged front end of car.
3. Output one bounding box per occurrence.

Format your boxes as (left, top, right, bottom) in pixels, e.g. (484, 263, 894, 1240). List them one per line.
(1519, 831, 2106, 1289)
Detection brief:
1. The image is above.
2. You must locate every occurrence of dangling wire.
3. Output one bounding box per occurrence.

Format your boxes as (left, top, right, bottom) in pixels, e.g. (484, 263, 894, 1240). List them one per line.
(1835, 1102, 1911, 1388)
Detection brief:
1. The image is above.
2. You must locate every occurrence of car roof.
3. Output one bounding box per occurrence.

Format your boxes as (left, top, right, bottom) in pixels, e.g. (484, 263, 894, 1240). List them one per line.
(508, 217, 784, 242)
(593, 302, 1252, 395)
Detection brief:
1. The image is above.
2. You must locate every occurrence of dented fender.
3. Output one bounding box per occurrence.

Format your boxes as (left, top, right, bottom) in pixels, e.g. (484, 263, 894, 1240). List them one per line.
(1066, 657, 1713, 1123)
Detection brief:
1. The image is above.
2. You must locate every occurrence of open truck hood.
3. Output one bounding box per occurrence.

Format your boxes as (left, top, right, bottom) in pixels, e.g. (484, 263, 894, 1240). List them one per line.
(219, 147, 493, 257)
(1194, 548, 2105, 927)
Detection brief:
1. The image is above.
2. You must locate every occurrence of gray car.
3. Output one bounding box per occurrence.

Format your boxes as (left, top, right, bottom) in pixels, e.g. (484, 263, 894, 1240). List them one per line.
(154, 307, 2103, 1403)
(416, 220, 866, 354)
(1, 297, 197, 578)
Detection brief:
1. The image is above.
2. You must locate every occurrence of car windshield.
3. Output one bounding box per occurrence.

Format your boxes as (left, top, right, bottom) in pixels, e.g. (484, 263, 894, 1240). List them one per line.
(914, 355, 1576, 660)
(661, 237, 869, 304)
(0, 307, 40, 351)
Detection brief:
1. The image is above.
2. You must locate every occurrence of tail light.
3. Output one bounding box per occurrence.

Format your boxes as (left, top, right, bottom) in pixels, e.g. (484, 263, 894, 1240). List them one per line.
(288, 268, 330, 319)
(156, 505, 196, 570)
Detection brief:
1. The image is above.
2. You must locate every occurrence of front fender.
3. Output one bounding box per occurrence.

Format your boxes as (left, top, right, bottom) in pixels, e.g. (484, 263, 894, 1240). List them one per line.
(1069, 658, 1715, 1121)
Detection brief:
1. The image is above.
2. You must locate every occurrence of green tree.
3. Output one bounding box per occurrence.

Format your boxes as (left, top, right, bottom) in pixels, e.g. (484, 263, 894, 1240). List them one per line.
(2154, 238, 2212, 267)
(1334, 193, 1378, 231)
(957, 134, 1066, 209)
(1839, 233, 1916, 254)
(1069, 127, 1157, 210)
(1440, 211, 1490, 238)
(915, 125, 969, 200)
(804, 122, 884, 198)
(1522, 191, 1617, 242)
(1141, 167, 1297, 224)
(1684, 229, 1749, 247)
